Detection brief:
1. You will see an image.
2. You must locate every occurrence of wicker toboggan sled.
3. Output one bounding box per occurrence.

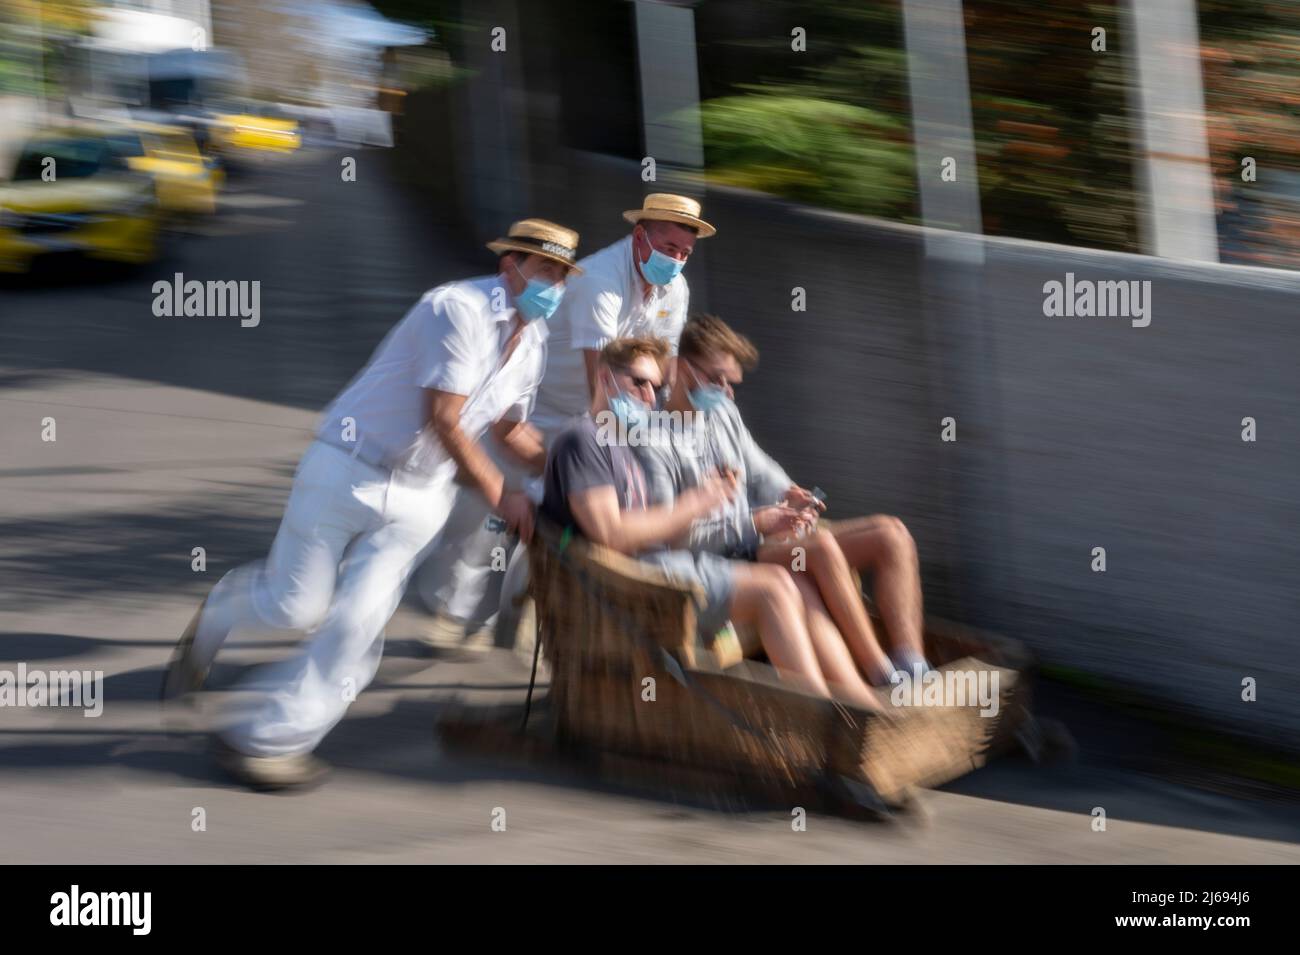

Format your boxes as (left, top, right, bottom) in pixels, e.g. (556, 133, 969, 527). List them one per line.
(438, 521, 1068, 819)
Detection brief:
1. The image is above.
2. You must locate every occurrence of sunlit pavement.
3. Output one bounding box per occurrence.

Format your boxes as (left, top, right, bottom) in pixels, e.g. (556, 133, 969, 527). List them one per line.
(2, 149, 1299, 863)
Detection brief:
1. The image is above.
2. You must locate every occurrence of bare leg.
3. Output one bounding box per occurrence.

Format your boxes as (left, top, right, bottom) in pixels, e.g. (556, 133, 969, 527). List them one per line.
(758, 532, 895, 684)
(727, 563, 831, 698)
(829, 515, 927, 667)
(788, 573, 885, 711)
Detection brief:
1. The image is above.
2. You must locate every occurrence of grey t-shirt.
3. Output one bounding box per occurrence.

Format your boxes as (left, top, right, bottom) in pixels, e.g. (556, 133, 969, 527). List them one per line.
(541, 413, 735, 634)
(635, 398, 793, 558)
(541, 414, 649, 533)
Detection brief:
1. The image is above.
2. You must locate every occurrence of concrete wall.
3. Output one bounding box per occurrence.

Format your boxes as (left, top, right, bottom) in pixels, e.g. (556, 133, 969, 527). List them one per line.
(976, 240, 1299, 742)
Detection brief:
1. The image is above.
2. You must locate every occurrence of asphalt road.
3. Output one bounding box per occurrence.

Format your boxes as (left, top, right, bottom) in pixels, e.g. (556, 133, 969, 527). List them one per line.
(1, 147, 1298, 863)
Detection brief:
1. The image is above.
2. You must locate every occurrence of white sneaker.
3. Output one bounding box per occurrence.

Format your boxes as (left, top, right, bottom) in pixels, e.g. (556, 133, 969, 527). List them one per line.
(419, 612, 493, 657)
(417, 612, 470, 651)
(211, 738, 330, 792)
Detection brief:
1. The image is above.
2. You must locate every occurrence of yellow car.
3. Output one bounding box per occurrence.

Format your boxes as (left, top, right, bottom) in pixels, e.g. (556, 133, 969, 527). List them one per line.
(208, 105, 302, 157)
(0, 133, 160, 274)
(117, 123, 225, 216)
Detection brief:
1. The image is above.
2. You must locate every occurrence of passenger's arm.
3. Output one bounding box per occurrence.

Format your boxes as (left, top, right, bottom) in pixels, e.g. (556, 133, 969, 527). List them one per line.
(781, 485, 826, 514)
(738, 416, 795, 505)
(639, 443, 704, 550)
(567, 475, 735, 556)
(752, 504, 813, 539)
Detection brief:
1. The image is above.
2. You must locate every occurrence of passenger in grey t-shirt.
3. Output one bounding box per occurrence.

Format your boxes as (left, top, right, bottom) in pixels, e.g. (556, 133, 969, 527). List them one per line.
(636, 314, 932, 685)
(541, 336, 885, 711)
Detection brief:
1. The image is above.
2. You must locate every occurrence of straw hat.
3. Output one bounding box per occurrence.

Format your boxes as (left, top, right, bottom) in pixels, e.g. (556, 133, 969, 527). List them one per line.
(487, 219, 583, 274)
(621, 193, 716, 238)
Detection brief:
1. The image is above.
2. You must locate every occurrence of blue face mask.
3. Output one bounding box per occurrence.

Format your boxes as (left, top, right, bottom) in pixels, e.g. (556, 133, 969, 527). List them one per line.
(512, 261, 565, 321)
(686, 363, 729, 412)
(606, 373, 651, 430)
(638, 242, 685, 286)
(689, 383, 728, 413)
(609, 393, 650, 431)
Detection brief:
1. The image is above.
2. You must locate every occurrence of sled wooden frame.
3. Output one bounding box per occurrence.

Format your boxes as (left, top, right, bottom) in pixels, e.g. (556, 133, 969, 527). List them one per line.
(440, 520, 1052, 818)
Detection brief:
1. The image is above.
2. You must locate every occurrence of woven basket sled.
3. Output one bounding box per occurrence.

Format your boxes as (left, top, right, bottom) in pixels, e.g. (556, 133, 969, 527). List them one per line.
(439, 521, 1060, 818)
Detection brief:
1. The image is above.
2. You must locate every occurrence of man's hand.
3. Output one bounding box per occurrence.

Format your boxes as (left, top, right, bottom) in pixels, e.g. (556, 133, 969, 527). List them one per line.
(496, 490, 536, 543)
(679, 470, 738, 521)
(753, 504, 811, 538)
(493, 418, 547, 475)
(783, 484, 826, 513)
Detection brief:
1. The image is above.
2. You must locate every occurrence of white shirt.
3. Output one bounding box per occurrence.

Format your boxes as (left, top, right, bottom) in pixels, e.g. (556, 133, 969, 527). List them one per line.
(530, 234, 689, 437)
(316, 274, 548, 483)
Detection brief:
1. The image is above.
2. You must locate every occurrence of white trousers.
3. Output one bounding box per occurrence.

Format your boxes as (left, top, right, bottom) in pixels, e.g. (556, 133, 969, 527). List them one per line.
(416, 416, 575, 645)
(192, 441, 454, 757)
(414, 433, 528, 628)
(414, 482, 511, 626)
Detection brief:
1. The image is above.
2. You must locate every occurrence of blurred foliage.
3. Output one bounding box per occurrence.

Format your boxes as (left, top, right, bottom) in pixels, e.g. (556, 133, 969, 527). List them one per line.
(1199, 0, 1300, 268)
(390, 46, 466, 94)
(695, 0, 1139, 247)
(367, 0, 478, 98)
(694, 0, 1300, 265)
(369, 0, 468, 64)
(696, 1, 919, 222)
(0, 0, 97, 96)
(963, 1, 1138, 250)
(696, 92, 913, 218)
(5, 0, 1294, 265)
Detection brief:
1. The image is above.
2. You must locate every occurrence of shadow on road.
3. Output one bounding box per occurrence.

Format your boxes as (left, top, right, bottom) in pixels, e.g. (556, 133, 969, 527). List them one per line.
(0, 497, 286, 612)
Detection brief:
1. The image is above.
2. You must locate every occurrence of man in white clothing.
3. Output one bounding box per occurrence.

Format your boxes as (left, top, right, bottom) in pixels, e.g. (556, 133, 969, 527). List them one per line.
(531, 192, 716, 439)
(161, 218, 582, 790)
